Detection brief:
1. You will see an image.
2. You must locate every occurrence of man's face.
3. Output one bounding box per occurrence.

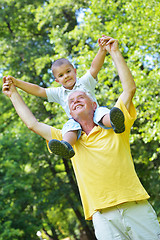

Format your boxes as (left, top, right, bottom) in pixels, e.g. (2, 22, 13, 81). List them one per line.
(54, 63, 76, 90)
(68, 91, 97, 120)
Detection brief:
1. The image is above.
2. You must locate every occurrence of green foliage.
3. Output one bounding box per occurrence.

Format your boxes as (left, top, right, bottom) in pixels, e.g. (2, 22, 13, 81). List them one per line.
(0, 0, 160, 238)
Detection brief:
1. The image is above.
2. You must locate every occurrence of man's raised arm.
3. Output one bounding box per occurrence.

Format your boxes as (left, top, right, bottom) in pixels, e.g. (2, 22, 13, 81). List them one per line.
(104, 36, 136, 110)
(2, 76, 52, 141)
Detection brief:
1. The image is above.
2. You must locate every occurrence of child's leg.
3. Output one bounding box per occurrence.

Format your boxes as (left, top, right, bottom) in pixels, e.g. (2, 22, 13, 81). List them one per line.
(48, 119, 81, 159)
(63, 130, 78, 146)
(102, 107, 125, 133)
(101, 113, 112, 128)
(94, 107, 125, 133)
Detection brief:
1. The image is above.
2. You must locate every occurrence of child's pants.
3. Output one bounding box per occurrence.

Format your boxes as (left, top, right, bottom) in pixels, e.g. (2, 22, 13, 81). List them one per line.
(92, 200, 160, 240)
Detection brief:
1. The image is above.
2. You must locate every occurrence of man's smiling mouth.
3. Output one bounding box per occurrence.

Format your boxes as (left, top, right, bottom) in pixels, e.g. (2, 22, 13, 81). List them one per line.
(73, 104, 83, 110)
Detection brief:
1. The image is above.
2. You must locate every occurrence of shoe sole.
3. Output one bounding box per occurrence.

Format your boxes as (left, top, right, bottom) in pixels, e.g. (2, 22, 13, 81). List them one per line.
(110, 107, 125, 133)
(49, 139, 75, 158)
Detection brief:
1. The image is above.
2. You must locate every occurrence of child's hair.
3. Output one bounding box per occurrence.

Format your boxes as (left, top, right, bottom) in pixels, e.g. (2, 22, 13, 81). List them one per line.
(51, 58, 74, 76)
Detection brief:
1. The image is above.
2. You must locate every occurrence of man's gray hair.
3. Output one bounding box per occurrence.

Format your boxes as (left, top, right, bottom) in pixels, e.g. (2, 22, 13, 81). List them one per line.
(67, 90, 95, 102)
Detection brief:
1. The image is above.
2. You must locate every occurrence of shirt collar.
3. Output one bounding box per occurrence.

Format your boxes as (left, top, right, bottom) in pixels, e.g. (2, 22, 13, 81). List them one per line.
(63, 80, 81, 93)
(81, 125, 101, 138)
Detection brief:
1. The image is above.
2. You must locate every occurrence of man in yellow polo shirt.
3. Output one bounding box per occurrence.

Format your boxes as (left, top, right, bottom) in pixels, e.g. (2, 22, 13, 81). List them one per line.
(48, 90, 160, 239)
(3, 36, 160, 239)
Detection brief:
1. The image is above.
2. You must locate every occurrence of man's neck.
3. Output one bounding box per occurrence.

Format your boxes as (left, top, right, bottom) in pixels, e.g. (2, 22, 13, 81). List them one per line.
(79, 119, 97, 135)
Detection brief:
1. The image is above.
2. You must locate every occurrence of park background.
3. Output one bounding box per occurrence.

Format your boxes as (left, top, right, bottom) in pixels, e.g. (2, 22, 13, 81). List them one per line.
(0, 0, 159, 239)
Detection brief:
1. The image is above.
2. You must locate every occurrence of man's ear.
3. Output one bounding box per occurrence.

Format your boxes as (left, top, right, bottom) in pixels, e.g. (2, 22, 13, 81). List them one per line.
(93, 102, 97, 111)
(55, 79, 59, 83)
(74, 68, 76, 74)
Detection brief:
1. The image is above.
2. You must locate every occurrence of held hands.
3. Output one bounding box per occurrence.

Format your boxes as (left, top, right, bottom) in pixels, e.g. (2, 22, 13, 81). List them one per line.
(98, 35, 119, 54)
(2, 76, 16, 98)
(4, 75, 17, 86)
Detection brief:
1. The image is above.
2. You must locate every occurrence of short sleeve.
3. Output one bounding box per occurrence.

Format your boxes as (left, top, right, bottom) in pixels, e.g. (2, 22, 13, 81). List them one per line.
(46, 127, 62, 153)
(115, 97, 137, 132)
(79, 71, 97, 93)
(46, 87, 61, 103)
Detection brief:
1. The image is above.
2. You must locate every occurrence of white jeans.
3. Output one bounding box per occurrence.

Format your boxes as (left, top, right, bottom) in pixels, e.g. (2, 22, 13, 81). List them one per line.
(92, 200, 160, 240)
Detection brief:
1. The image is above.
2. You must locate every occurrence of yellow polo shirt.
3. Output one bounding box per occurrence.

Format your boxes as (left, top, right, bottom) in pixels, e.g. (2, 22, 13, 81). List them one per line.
(49, 98, 149, 220)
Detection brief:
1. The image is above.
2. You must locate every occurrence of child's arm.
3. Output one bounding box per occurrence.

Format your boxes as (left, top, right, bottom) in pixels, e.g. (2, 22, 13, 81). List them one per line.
(89, 35, 110, 79)
(6, 76, 47, 98)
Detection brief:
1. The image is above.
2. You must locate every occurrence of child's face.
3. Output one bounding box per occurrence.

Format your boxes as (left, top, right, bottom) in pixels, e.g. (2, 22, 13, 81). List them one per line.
(54, 63, 76, 90)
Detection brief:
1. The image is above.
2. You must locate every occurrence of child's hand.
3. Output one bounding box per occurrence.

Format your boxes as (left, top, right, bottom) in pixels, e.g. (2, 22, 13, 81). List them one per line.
(98, 37, 108, 51)
(2, 76, 16, 97)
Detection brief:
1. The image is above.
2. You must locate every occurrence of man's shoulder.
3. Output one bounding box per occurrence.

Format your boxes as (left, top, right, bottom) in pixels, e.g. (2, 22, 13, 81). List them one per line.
(115, 97, 137, 128)
(50, 126, 62, 140)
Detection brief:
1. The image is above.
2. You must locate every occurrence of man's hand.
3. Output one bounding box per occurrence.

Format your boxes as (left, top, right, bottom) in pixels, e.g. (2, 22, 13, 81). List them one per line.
(99, 35, 119, 54)
(2, 76, 16, 98)
(6, 75, 18, 86)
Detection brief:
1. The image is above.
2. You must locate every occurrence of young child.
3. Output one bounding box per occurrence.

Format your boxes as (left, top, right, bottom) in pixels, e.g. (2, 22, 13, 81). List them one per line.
(6, 35, 125, 159)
